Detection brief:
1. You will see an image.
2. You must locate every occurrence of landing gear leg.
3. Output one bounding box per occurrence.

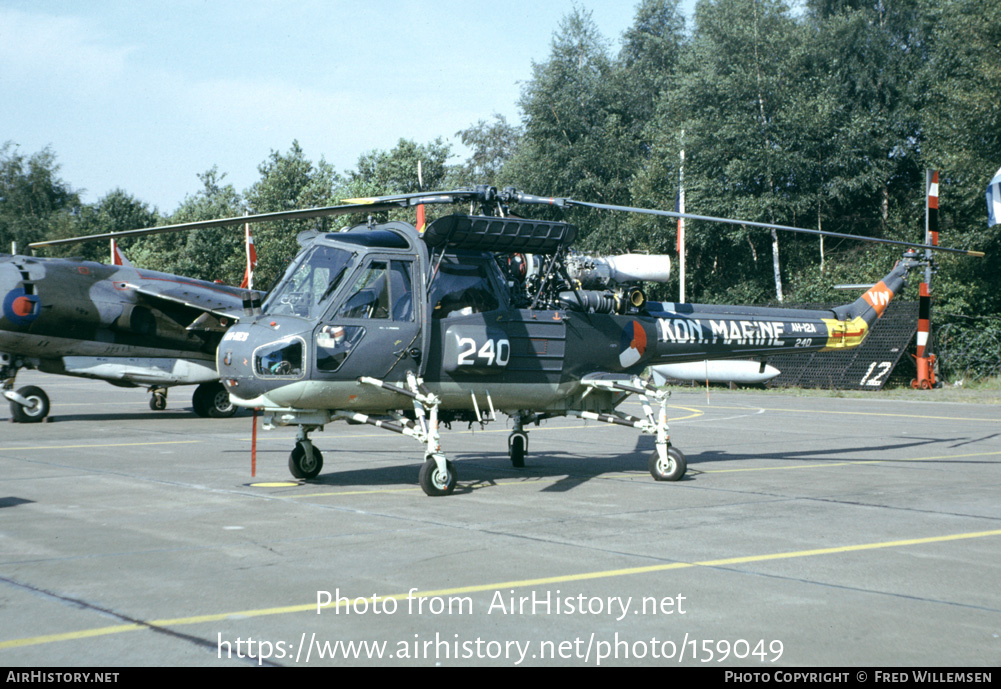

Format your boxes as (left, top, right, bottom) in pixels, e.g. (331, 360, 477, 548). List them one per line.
(3, 359, 51, 423)
(573, 376, 687, 482)
(357, 372, 457, 496)
(149, 386, 167, 411)
(288, 425, 323, 479)
(508, 414, 528, 468)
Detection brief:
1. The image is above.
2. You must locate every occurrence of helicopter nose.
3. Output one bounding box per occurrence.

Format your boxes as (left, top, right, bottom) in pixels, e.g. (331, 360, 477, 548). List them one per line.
(216, 317, 311, 405)
(217, 324, 257, 399)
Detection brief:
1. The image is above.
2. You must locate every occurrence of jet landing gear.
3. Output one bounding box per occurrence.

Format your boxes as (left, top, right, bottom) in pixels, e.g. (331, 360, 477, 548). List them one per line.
(149, 386, 168, 411)
(192, 381, 236, 418)
(5, 385, 51, 423)
(3, 358, 51, 423)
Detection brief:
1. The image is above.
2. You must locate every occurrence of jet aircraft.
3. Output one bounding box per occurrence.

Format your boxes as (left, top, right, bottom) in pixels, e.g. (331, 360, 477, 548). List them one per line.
(1, 252, 260, 422)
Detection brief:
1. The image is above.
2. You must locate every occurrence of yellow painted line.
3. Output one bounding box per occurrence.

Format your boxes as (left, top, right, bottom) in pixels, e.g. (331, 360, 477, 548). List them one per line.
(2, 441, 201, 452)
(687, 403, 998, 423)
(697, 450, 1001, 474)
(3, 527, 999, 650)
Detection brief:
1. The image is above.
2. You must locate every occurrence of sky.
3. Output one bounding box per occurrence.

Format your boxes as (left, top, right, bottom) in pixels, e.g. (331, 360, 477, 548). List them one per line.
(2, 0, 696, 214)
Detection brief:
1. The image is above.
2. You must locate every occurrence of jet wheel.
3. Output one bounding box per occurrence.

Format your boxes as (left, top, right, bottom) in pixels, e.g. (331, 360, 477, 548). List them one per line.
(419, 458, 456, 497)
(649, 446, 686, 482)
(508, 431, 527, 468)
(149, 393, 167, 411)
(10, 386, 50, 423)
(289, 443, 323, 480)
(193, 382, 235, 418)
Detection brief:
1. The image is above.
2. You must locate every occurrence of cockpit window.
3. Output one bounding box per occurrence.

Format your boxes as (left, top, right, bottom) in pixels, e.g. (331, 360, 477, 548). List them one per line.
(336, 261, 390, 319)
(333, 259, 415, 321)
(429, 258, 501, 319)
(264, 246, 353, 318)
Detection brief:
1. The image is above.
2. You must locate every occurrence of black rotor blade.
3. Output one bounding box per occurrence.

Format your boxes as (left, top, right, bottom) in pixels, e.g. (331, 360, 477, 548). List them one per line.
(27, 190, 482, 249)
(510, 193, 985, 258)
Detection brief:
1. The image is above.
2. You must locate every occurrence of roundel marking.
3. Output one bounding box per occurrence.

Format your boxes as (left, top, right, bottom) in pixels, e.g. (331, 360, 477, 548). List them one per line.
(2, 288, 40, 325)
(619, 320, 647, 368)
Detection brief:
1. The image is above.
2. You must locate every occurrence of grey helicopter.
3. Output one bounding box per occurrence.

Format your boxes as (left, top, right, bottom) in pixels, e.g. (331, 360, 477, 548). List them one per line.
(34, 186, 983, 495)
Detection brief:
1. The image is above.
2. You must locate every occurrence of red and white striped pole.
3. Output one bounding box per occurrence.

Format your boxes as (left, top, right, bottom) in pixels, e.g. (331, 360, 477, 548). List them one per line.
(912, 170, 938, 389)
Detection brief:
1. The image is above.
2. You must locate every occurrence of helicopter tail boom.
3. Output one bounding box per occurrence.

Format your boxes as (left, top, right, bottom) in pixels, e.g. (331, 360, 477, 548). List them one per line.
(640, 251, 917, 365)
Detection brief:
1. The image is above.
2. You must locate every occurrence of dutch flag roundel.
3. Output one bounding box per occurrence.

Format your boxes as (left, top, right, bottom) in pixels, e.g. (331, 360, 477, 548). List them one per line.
(619, 320, 647, 368)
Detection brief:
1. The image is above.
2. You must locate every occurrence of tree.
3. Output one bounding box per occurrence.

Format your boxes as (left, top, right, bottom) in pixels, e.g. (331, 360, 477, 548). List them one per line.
(633, 0, 808, 303)
(453, 115, 521, 188)
(128, 168, 243, 282)
(917, 0, 1001, 315)
(51, 189, 159, 264)
(244, 141, 341, 291)
(504, 8, 641, 252)
(336, 137, 454, 230)
(0, 142, 80, 254)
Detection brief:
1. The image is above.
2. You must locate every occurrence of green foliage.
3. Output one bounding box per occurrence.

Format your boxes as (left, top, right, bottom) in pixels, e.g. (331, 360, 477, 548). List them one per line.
(453, 115, 521, 188)
(0, 142, 80, 254)
(504, 7, 643, 251)
(917, 0, 1001, 314)
(53, 189, 160, 264)
(129, 168, 243, 282)
(244, 141, 341, 290)
(336, 137, 454, 229)
(935, 317, 1001, 382)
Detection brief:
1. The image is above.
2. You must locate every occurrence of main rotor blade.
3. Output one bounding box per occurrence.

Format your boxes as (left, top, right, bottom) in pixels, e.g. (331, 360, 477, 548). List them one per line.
(27, 200, 416, 249)
(512, 194, 984, 258)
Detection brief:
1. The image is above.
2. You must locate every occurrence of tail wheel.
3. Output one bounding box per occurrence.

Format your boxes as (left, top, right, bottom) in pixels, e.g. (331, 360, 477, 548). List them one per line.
(289, 443, 323, 479)
(650, 446, 686, 482)
(11, 386, 50, 423)
(419, 457, 456, 496)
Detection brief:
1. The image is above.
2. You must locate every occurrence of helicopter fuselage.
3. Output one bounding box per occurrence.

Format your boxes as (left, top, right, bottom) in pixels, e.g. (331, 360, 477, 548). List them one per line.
(216, 218, 908, 420)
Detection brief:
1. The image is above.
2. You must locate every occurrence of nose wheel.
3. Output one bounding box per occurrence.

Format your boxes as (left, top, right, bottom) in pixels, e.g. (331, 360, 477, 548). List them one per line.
(149, 387, 167, 411)
(419, 456, 456, 496)
(289, 441, 324, 479)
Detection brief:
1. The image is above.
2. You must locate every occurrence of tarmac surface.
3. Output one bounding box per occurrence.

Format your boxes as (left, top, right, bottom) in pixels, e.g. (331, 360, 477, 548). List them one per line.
(1, 371, 999, 667)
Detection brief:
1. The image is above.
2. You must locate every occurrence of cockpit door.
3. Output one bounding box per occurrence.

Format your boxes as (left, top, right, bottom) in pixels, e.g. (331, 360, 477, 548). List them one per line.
(314, 256, 426, 381)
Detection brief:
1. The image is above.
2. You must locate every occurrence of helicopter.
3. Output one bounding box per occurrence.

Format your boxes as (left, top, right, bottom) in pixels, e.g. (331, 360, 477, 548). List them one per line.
(32, 185, 984, 494)
(1, 248, 262, 422)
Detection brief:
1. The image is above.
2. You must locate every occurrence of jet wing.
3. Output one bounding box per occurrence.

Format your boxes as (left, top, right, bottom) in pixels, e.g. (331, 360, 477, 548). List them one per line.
(122, 276, 262, 332)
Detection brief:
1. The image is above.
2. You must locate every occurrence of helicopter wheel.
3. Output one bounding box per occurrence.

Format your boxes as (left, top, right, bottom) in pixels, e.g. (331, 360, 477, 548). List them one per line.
(419, 457, 456, 497)
(10, 386, 50, 423)
(508, 431, 527, 468)
(649, 446, 686, 482)
(149, 392, 167, 411)
(289, 442, 323, 480)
